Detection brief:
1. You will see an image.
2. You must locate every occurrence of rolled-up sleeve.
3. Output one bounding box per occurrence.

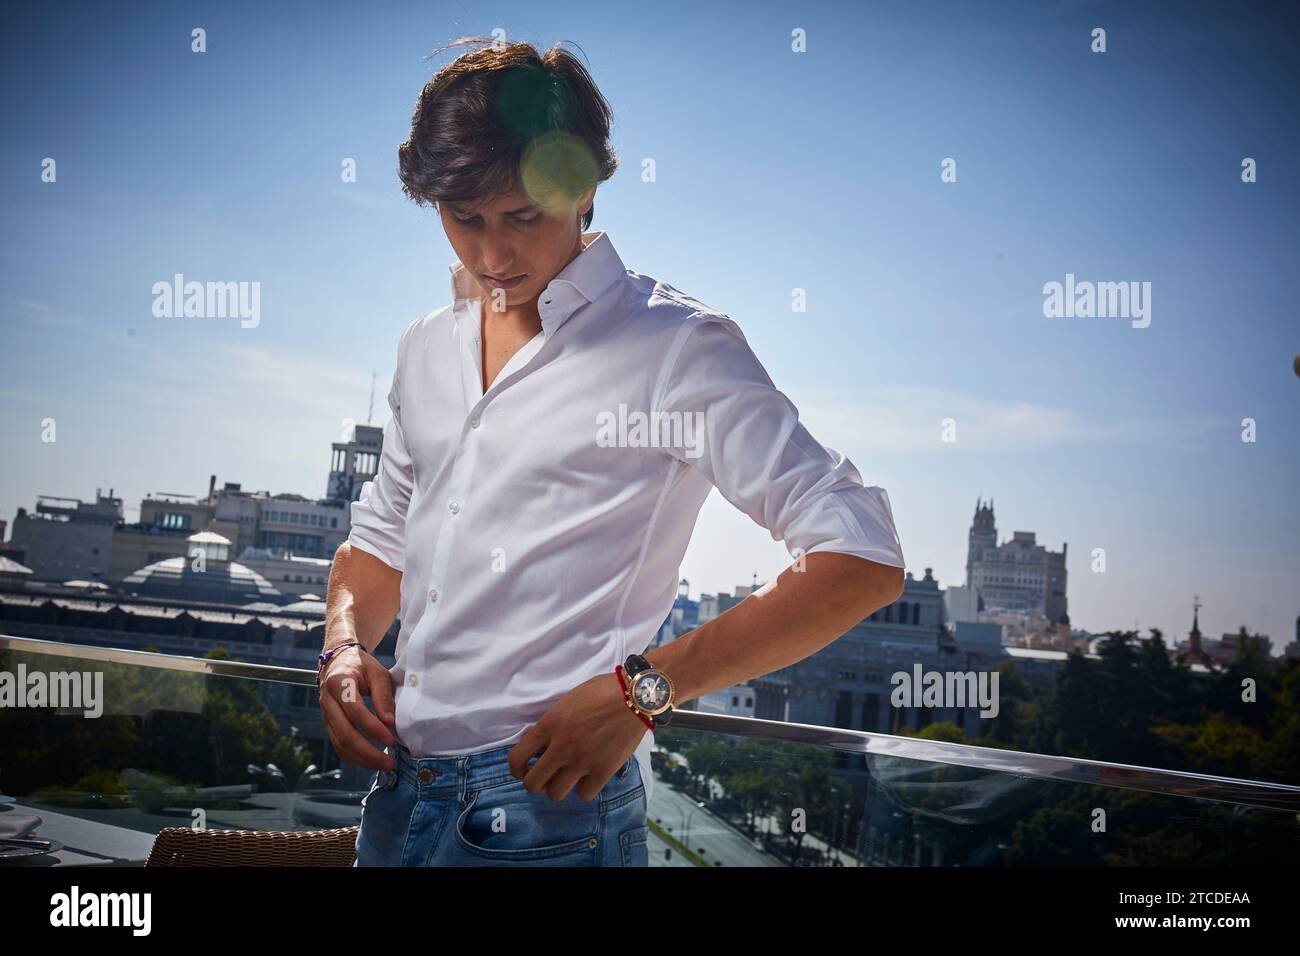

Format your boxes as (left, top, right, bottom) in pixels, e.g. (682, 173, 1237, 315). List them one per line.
(345, 329, 415, 573)
(654, 314, 905, 569)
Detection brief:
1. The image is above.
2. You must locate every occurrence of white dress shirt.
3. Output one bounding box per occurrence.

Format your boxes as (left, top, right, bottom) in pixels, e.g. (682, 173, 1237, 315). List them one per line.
(346, 229, 905, 800)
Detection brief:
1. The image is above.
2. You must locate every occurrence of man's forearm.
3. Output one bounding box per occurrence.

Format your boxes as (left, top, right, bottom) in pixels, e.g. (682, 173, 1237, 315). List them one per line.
(324, 542, 402, 653)
(643, 551, 905, 705)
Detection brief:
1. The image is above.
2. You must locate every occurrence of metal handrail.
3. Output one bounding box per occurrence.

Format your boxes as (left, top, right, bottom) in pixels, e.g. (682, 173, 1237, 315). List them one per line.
(4, 633, 1299, 812)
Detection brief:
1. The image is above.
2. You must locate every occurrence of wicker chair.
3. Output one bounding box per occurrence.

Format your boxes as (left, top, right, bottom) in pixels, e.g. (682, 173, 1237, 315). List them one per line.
(145, 826, 360, 866)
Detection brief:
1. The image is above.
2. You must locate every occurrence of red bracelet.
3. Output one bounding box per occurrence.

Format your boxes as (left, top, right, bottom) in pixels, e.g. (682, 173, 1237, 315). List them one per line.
(615, 664, 657, 732)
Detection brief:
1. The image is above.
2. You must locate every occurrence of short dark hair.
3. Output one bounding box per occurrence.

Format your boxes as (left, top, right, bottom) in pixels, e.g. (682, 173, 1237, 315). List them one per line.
(398, 38, 618, 231)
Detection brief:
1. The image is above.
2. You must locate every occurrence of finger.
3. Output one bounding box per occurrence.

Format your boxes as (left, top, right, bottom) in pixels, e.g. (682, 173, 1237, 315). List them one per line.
(328, 669, 395, 747)
(367, 658, 397, 726)
(544, 764, 587, 803)
(574, 764, 618, 802)
(322, 703, 360, 768)
(322, 693, 393, 770)
(507, 724, 548, 780)
(521, 745, 563, 795)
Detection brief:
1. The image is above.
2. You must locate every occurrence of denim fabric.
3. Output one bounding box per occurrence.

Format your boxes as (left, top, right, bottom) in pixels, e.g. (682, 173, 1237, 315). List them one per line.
(353, 740, 649, 867)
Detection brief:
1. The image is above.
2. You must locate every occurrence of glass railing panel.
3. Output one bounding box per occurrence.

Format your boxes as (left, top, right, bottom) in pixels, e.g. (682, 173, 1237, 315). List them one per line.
(645, 725, 1300, 866)
(3, 641, 1297, 867)
(0, 646, 365, 838)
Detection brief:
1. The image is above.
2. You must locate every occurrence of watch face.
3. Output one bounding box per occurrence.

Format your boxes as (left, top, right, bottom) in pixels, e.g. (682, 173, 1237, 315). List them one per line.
(632, 672, 671, 713)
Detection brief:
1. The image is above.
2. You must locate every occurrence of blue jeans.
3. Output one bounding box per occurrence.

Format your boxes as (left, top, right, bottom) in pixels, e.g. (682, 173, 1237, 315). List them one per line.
(353, 740, 649, 866)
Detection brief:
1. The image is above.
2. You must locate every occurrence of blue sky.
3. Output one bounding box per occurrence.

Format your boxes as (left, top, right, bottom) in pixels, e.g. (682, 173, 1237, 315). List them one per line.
(1, 0, 1297, 649)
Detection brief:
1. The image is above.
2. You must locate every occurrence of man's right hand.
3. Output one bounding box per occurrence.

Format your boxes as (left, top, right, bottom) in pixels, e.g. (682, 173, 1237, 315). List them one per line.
(319, 645, 398, 771)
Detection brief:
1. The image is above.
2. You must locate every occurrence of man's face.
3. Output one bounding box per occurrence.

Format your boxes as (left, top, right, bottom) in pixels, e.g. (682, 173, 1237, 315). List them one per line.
(439, 186, 592, 311)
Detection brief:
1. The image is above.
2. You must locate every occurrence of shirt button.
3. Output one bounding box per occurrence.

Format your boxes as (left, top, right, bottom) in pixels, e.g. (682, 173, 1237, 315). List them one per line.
(448, 500, 460, 514)
(428, 588, 438, 602)
(469, 416, 480, 428)
(408, 673, 419, 687)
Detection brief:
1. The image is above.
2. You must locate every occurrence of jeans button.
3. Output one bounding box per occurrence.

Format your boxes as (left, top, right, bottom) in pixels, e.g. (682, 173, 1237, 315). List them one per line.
(587, 837, 598, 849)
(418, 767, 434, 785)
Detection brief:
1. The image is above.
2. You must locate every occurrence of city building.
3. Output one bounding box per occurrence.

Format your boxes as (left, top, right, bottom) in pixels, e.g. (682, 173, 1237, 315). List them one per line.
(236, 547, 333, 599)
(5, 417, 375, 585)
(6, 491, 123, 583)
(327, 423, 383, 505)
(965, 499, 1068, 626)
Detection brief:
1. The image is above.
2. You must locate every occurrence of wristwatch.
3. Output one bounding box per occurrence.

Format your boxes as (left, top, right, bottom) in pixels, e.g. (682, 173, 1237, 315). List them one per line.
(623, 653, 674, 727)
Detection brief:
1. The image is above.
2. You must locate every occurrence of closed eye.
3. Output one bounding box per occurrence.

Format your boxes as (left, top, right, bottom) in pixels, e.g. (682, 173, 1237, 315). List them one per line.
(452, 213, 539, 226)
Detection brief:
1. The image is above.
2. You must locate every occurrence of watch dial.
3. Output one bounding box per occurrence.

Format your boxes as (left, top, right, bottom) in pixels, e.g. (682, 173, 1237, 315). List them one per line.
(634, 674, 670, 710)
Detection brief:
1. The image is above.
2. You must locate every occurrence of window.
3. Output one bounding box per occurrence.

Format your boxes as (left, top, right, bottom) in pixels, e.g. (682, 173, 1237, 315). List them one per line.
(834, 690, 853, 729)
(860, 693, 881, 732)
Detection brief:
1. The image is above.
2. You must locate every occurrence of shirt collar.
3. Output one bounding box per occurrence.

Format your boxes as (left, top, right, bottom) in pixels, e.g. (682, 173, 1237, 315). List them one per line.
(448, 230, 626, 336)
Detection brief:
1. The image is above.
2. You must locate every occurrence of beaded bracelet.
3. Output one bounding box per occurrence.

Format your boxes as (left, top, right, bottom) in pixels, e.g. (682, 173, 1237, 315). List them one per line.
(316, 640, 365, 689)
(615, 663, 657, 732)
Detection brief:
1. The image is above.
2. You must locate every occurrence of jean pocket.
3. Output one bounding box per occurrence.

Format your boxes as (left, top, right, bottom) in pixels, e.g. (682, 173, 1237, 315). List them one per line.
(600, 756, 646, 814)
(619, 825, 649, 867)
(453, 777, 600, 862)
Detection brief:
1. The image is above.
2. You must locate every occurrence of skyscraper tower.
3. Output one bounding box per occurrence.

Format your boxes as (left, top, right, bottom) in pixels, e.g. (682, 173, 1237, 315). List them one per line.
(327, 423, 384, 505)
(966, 497, 997, 587)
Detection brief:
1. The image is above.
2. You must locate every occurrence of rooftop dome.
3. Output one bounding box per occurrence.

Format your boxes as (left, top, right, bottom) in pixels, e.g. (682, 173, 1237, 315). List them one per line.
(63, 579, 111, 590)
(122, 556, 282, 604)
(188, 531, 232, 545)
(0, 556, 34, 575)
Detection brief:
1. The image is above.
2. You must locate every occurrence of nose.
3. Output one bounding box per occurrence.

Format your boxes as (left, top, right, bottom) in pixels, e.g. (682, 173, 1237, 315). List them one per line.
(478, 232, 519, 277)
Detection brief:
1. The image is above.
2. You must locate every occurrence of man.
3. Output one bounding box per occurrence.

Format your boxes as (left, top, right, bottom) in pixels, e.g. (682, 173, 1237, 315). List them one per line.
(322, 38, 906, 867)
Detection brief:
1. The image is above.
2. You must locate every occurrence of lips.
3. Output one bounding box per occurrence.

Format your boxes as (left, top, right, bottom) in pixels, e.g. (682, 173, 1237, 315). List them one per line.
(483, 274, 525, 290)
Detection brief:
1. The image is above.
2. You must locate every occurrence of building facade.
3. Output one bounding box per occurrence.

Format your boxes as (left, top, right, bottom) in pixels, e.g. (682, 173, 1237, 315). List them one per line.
(965, 499, 1068, 625)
